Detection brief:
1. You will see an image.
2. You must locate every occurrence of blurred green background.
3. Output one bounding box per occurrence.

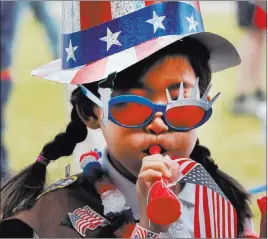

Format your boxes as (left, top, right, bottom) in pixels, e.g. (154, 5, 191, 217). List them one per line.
(4, 3, 266, 233)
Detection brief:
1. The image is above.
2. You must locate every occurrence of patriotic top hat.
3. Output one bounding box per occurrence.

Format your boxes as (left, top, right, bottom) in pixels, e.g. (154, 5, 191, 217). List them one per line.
(32, 1, 240, 85)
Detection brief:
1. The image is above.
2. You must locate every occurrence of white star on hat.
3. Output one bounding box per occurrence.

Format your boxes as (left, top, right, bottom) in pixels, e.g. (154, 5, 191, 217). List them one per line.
(65, 39, 78, 62)
(100, 27, 122, 51)
(146, 11, 166, 33)
(185, 12, 199, 32)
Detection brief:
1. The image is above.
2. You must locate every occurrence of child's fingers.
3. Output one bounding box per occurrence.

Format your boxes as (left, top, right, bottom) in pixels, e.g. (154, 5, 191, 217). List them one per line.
(169, 162, 181, 182)
(141, 161, 172, 178)
(143, 154, 172, 167)
(137, 169, 163, 183)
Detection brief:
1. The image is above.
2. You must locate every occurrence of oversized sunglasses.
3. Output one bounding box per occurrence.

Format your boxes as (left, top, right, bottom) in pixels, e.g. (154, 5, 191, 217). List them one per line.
(79, 77, 220, 132)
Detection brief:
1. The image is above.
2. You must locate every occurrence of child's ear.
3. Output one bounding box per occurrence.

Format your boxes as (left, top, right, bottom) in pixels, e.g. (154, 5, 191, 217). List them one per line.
(84, 116, 100, 129)
(76, 106, 100, 129)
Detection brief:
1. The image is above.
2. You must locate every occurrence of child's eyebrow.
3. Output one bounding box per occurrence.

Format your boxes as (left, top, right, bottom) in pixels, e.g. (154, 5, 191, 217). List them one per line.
(129, 80, 152, 91)
(134, 80, 146, 89)
(168, 83, 181, 91)
(113, 78, 195, 95)
(130, 81, 195, 93)
(168, 82, 193, 91)
(112, 80, 145, 96)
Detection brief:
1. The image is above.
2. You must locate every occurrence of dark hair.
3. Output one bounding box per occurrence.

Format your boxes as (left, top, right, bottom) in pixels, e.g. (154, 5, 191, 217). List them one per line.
(1, 103, 88, 218)
(1, 38, 251, 235)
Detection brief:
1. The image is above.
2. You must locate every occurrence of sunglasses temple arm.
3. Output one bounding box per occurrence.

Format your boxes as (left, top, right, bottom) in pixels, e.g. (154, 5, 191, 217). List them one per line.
(78, 84, 103, 108)
(98, 87, 112, 127)
(97, 72, 117, 126)
(98, 72, 116, 89)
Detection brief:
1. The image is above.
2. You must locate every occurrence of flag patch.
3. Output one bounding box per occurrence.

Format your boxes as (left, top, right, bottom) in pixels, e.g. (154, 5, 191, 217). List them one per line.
(68, 205, 110, 237)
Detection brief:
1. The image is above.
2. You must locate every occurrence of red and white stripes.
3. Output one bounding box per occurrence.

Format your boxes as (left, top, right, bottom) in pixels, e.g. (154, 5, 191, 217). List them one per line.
(32, 1, 201, 84)
(130, 224, 160, 238)
(194, 185, 237, 238)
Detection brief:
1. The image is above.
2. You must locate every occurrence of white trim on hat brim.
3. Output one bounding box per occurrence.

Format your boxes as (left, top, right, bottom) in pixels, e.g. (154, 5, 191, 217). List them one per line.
(31, 32, 240, 85)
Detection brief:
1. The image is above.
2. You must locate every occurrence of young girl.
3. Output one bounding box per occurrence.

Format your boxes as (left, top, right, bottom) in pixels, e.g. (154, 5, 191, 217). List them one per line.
(0, 1, 264, 238)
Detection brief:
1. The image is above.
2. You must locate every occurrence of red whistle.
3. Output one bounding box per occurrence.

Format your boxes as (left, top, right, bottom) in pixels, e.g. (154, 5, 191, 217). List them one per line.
(149, 145, 161, 155)
(146, 145, 182, 225)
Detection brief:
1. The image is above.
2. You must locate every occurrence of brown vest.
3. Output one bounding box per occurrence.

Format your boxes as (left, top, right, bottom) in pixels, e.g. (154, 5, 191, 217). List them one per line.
(0, 174, 116, 238)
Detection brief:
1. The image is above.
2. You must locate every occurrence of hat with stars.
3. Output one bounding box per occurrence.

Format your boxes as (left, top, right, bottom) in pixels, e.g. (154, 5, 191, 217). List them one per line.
(31, 1, 240, 85)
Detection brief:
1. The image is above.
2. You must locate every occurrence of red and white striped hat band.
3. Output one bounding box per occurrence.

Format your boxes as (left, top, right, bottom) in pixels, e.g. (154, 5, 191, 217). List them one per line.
(31, 1, 240, 85)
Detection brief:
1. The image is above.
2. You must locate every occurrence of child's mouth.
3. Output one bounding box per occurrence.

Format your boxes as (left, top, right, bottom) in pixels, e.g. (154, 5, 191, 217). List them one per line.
(142, 145, 167, 155)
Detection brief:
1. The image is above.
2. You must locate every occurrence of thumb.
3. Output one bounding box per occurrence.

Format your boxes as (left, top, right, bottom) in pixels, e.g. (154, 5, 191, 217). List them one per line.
(169, 162, 181, 183)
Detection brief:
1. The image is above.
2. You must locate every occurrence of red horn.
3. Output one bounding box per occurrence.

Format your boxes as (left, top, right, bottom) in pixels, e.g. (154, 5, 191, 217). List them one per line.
(146, 145, 182, 225)
(257, 196, 267, 238)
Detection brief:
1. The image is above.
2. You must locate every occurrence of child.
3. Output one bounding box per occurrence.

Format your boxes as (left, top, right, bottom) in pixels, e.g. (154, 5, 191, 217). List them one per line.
(0, 1, 262, 238)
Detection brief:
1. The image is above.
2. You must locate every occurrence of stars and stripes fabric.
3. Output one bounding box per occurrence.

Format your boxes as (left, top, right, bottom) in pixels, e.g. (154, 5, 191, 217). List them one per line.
(177, 159, 226, 198)
(170, 158, 238, 238)
(31, 0, 240, 87)
(61, 1, 203, 70)
(130, 224, 160, 238)
(64, 1, 201, 34)
(194, 184, 237, 238)
(31, 1, 207, 85)
(68, 205, 110, 237)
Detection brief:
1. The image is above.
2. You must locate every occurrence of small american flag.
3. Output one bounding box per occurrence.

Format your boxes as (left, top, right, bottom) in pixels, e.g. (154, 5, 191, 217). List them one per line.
(172, 158, 238, 238)
(131, 225, 159, 238)
(68, 206, 110, 237)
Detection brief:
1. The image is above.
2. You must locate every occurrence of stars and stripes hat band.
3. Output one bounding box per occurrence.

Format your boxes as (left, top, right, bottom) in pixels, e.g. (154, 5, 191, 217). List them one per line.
(31, 1, 241, 85)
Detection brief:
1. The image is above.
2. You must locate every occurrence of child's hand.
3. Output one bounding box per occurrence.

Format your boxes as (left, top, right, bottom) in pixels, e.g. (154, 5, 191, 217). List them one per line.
(136, 154, 180, 233)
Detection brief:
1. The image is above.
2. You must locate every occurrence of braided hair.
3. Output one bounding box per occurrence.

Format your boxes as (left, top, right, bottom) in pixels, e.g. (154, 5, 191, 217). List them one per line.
(1, 94, 88, 218)
(1, 38, 252, 236)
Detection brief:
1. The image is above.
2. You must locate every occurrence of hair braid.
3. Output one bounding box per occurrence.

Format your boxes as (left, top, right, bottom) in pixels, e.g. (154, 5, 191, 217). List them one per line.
(1, 104, 88, 219)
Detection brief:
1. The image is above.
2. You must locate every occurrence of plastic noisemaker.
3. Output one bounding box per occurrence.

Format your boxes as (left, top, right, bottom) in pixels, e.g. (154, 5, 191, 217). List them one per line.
(146, 145, 182, 225)
(257, 196, 267, 238)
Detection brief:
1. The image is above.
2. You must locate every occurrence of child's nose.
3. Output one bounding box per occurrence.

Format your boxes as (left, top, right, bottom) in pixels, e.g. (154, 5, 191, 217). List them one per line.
(145, 112, 169, 135)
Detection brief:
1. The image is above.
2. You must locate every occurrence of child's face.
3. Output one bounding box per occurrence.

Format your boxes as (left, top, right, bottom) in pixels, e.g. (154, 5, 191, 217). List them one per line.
(95, 56, 199, 176)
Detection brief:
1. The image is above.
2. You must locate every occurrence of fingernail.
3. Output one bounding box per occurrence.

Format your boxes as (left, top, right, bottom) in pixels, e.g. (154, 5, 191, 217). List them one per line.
(164, 155, 171, 161)
(166, 171, 172, 177)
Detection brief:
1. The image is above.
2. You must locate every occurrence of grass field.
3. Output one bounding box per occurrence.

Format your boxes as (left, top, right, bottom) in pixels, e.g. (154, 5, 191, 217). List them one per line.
(4, 12, 266, 232)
